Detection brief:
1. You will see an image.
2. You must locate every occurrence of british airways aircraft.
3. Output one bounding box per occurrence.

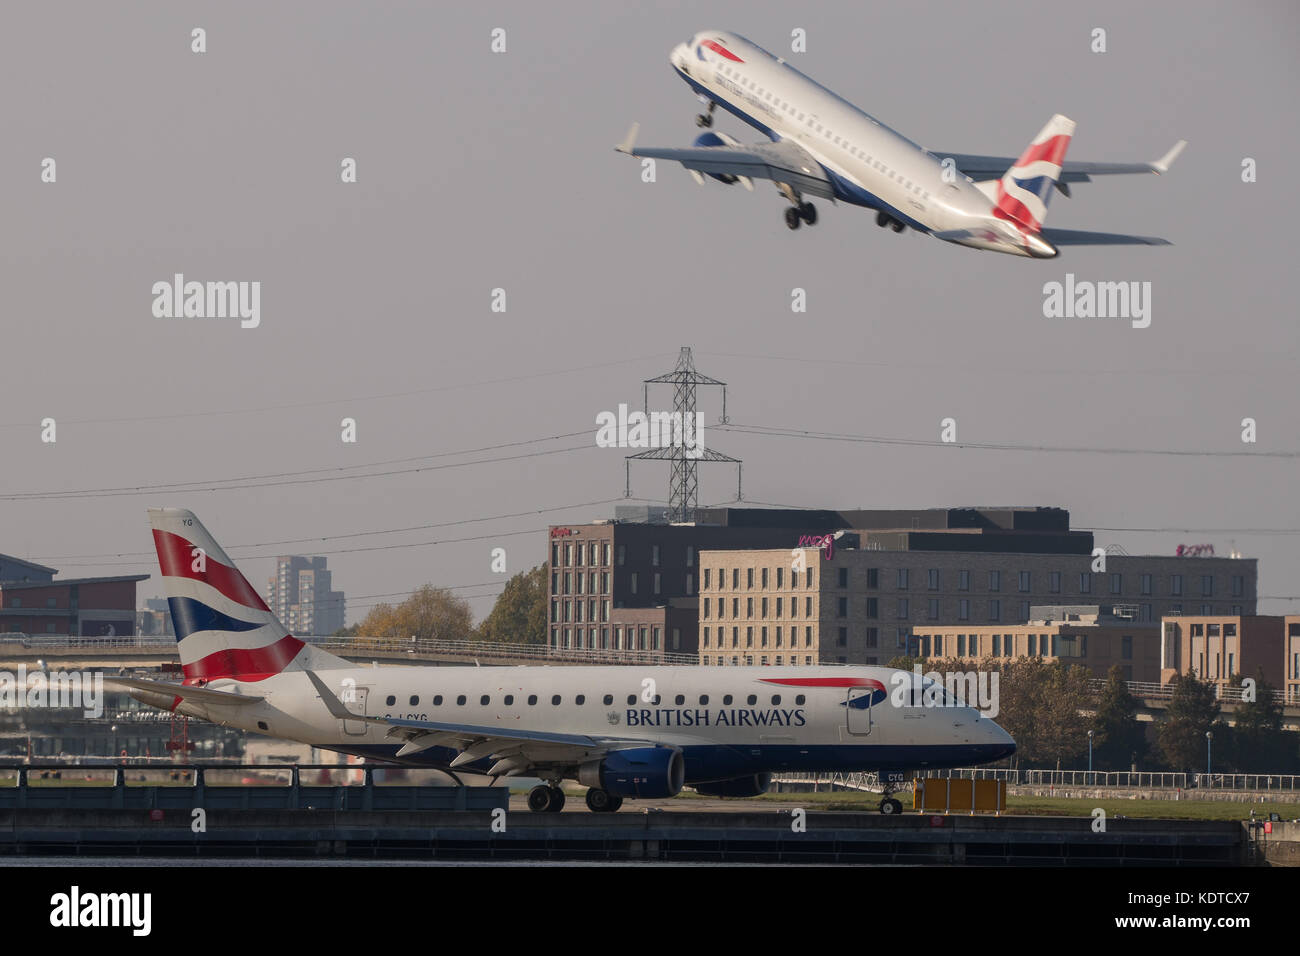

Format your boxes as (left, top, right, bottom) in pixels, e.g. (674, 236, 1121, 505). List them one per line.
(617, 31, 1186, 257)
(114, 509, 1015, 814)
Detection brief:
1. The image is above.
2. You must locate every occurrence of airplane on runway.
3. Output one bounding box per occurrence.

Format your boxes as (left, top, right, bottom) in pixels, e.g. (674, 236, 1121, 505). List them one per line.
(616, 30, 1186, 257)
(114, 508, 1015, 814)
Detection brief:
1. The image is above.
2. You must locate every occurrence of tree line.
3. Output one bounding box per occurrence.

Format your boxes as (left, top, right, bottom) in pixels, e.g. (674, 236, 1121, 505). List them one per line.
(887, 654, 1299, 775)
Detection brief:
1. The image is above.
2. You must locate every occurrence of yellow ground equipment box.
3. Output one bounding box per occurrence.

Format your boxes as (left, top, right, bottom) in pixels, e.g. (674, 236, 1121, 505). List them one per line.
(913, 778, 1006, 814)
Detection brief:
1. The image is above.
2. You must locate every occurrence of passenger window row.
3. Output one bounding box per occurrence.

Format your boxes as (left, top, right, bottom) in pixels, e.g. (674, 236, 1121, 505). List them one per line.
(382, 692, 809, 707)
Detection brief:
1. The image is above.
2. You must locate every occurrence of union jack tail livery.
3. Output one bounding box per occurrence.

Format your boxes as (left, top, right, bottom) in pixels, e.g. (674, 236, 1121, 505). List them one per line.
(148, 508, 349, 682)
(994, 114, 1076, 233)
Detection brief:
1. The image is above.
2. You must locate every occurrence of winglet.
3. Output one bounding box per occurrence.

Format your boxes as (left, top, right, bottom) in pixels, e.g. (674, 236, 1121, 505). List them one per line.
(306, 669, 360, 720)
(615, 122, 640, 154)
(1151, 139, 1187, 174)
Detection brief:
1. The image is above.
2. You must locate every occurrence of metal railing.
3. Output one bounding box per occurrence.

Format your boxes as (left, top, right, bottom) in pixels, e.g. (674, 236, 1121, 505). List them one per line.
(776, 768, 1300, 792)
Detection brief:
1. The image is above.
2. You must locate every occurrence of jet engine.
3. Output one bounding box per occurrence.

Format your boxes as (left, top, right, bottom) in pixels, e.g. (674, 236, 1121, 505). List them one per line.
(689, 131, 753, 188)
(578, 747, 685, 798)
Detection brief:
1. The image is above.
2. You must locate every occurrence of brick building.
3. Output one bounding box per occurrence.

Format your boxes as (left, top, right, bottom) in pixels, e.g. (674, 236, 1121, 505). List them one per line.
(0, 553, 147, 637)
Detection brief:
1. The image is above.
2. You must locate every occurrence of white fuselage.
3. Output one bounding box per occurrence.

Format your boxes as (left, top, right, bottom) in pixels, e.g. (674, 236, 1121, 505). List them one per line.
(671, 31, 1055, 257)
(161, 664, 1014, 783)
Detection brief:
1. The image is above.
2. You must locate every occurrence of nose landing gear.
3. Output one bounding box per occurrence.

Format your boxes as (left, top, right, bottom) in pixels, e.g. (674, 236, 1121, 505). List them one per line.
(695, 100, 716, 128)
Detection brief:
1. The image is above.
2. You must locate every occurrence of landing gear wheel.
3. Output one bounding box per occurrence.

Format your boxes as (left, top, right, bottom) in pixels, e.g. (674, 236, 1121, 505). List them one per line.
(527, 785, 553, 813)
(585, 788, 621, 813)
(799, 202, 817, 225)
(879, 797, 903, 815)
(784, 206, 802, 230)
(891, 220, 905, 233)
(547, 786, 566, 812)
(876, 211, 890, 228)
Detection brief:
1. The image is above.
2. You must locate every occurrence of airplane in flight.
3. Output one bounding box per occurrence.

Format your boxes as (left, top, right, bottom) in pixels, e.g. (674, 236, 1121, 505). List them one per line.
(616, 30, 1186, 257)
(114, 508, 1015, 814)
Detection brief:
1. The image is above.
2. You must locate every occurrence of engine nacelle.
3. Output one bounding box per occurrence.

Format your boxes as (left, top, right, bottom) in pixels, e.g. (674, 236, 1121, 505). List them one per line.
(692, 131, 745, 185)
(579, 747, 685, 799)
(692, 772, 773, 798)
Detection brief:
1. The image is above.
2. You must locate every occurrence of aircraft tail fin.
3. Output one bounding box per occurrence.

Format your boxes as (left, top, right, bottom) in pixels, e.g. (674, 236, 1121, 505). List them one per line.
(994, 114, 1076, 232)
(147, 508, 351, 682)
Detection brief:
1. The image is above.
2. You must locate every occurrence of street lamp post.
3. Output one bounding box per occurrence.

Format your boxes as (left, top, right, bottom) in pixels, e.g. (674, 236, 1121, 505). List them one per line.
(1087, 729, 1094, 780)
(1206, 730, 1213, 777)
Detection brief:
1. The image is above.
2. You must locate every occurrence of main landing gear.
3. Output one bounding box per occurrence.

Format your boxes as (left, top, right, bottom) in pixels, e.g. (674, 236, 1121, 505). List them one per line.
(876, 211, 906, 233)
(778, 182, 817, 231)
(695, 100, 716, 128)
(584, 788, 624, 813)
(526, 783, 566, 813)
(879, 797, 904, 815)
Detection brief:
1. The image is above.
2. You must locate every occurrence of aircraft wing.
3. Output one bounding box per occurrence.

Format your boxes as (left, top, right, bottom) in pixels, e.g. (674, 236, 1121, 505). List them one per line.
(930, 139, 1186, 184)
(615, 123, 835, 199)
(107, 676, 264, 706)
(306, 671, 655, 770)
(1039, 227, 1172, 246)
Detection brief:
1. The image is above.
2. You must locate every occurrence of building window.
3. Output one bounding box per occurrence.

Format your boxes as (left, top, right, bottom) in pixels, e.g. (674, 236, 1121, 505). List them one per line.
(1231, 575, 1243, 597)
(928, 599, 939, 620)
(897, 568, 909, 589)
(651, 544, 660, 567)
(989, 599, 1000, 622)
(838, 567, 849, 588)
(761, 597, 769, 618)
(747, 568, 755, 589)
(775, 597, 783, 619)
(958, 599, 969, 621)
(837, 627, 847, 647)
(928, 569, 940, 590)
(897, 598, 909, 620)
(1110, 573, 1122, 594)
(761, 567, 769, 589)
(837, 597, 848, 618)
(957, 634, 966, 656)
(761, 626, 768, 647)
(1171, 574, 1182, 596)
(1201, 575, 1214, 596)
(746, 627, 754, 648)
(1122, 635, 1132, 660)
(630, 572, 638, 595)
(988, 570, 1000, 592)
(703, 568, 711, 590)
(1018, 571, 1030, 593)
(617, 545, 626, 566)
(551, 543, 560, 566)
(1049, 571, 1061, 593)
(602, 542, 611, 565)
(1080, 573, 1092, 594)
(686, 573, 694, 595)
(686, 546, 695, 568)
(955, 570, 968, 591)
(1140, 573, 1152, 596)
(575, 543, 585, 566)
(805, 596, 812, 617)
(992, 634, 1001, 656)
(746, 597, 754, 618)
(865, 568, 878, 589)
(732, 568, 740, 589)
(866, 598, 878, 618)
(653, 573, 661, 595)
(865, 627, 878, 648)
(1020, 601, 1030, 622)
(776, 567, 784, 589)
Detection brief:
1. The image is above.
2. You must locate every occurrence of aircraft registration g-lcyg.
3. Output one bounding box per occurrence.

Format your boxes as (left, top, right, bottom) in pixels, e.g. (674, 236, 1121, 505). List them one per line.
(115, 508, 1015, 814)
(617, 30, 1187, 258)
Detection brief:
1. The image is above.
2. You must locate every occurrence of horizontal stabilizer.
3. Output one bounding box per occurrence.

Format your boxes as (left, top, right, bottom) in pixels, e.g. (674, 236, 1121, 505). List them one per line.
(107, 676, 264, 706)
(1039, 228, 1172, 246)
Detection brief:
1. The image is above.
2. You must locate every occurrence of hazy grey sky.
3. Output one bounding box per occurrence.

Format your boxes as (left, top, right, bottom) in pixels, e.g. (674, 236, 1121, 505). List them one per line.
(3, 1, 1297, 623)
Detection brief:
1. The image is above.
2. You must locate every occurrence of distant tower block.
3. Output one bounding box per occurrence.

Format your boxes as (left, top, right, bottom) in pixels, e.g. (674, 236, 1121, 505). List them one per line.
(626, 347, 741, 523)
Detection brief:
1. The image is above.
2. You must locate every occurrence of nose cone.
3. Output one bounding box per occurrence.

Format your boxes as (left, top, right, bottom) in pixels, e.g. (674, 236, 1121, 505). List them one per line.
(983, 719, 1017, 761)
(671, 42, 690, 70)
